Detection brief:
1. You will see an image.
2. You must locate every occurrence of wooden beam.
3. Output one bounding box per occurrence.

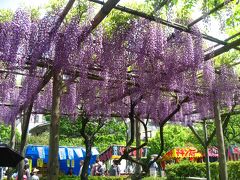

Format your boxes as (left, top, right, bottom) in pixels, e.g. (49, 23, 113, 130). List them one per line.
(91, 0, 120, 30)
(204, 38, 240, 61)
(205, 31, 240, 52)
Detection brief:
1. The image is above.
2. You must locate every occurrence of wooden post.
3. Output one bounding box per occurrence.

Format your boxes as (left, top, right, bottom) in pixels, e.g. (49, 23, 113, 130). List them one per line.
(213, 93, 228, 180)
(203, 121, 211, 180)
(134, 118, 141, 179)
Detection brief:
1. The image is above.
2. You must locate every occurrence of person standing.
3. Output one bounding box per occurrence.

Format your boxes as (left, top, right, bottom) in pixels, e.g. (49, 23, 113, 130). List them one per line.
(31, 168, 39, 180)
(109, 160, 120, 176)
(0, 167, 3, 180)
(149, 156, 158, 177)
(24, 164, 31, 180)
(79, 160, 84, 176)
(95, 162, 104, 176)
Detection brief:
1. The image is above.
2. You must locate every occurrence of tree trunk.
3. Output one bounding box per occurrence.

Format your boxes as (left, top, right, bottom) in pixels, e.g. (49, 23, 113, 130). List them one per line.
(81, 138, 92, 180)
(7, 121, 16, 180)
(47, 72, 62, 180)
(9, 121, 16, 149)
(18, 103, 33, 180)
(213, 93, 228, 180)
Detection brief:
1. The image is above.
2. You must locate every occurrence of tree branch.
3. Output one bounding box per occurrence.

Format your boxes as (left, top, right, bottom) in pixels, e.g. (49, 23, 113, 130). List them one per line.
(160, 96, 189, 126)
(188, 124, 205, 147)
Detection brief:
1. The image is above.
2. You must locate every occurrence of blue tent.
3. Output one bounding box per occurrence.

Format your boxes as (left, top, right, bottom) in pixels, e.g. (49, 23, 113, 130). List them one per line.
(25, 145, 99, 175)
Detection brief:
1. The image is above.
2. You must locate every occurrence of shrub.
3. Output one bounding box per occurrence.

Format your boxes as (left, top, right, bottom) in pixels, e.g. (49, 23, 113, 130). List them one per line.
(41, 175, 129, 180)
(165, 161, 240, 179)
(40, 175, 167, 180)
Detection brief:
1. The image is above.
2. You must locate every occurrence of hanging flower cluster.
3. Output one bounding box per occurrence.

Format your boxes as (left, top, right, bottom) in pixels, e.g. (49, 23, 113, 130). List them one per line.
(0, 9, 239, 126)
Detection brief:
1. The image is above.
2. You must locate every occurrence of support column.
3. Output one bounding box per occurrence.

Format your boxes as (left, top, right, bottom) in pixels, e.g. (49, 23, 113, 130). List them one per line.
(213, 93, 228, 180)
(135, 119, 141, 179)
(203, 121, 211, 180)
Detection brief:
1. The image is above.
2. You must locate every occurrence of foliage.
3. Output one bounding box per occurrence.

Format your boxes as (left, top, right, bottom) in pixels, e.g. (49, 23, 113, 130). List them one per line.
(0, 123, 20, 144)
(185, 114, 240, 151)
(95, 118, 127, 152)
(102, 1, 149, 35)
(0, 9, 13, 22)
(148, 124, 195, 156)
(224, 114, 240, 146)
(28, 131, 84, 147)
(165, 161, 240, 179)
(44, 0, 89, 23)
(186, 121, 218, 151)
(43, 116, 126, 151)
(147, 118, 240, 160)
(0, 123, 12, 143)
(28, 132, 49, 145)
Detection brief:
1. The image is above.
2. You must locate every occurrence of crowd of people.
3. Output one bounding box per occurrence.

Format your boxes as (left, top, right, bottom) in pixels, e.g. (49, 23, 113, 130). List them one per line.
(77, 158, 120, 177)
(11, 158, 40, 180)
(14, 156, 160, 178)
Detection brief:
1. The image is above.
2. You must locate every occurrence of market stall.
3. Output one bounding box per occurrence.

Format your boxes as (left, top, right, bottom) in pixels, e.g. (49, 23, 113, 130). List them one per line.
(208, 146, 218, 162)
(228, 145, 240, 161)
(99, 145, 148, 174)
(25, 145, 99, 176)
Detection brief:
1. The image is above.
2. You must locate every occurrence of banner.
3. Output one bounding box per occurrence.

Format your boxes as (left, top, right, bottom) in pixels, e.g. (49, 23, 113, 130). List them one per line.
(37, 158, 43, 167)
(162, 147, 203, 161)
(37, 147, 45, 159)
(74, 148, 83, 158)
(99, 145, 148, 162)
(67, 148, 74, 160)
(59, 148, 67, 160)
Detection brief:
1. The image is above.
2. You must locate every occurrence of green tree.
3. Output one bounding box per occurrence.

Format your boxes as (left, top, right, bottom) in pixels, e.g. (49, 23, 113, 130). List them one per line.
(42, 116, 127, 152)
(95, 118, 127, 152)
(224, 114, 240, 146)
(148, 124, 194, 156)
(0, 123, 20, 144)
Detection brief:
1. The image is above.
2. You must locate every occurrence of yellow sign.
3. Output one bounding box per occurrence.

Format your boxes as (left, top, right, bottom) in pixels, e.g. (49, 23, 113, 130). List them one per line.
(162, 147, 203, 161)
(71, 160, 75, 167)
(37, 158, 43, 167)
(67, 159, 70, 167)
(29, 159, 32, 172)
